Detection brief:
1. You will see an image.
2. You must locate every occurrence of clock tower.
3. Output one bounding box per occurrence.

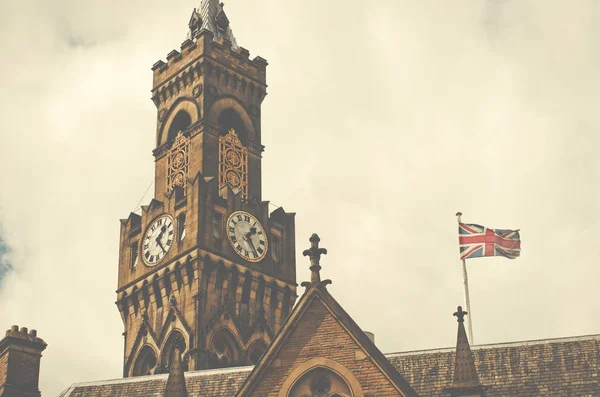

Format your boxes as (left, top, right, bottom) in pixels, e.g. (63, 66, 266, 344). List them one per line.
(115, 0, 297, 377)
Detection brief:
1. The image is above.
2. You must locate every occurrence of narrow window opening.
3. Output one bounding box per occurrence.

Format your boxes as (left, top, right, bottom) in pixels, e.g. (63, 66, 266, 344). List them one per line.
(153, 278, 163, 308)
(130, 242, 139, 269)
(271, 236, 281, 263)
(213, 212, 223, 247)
(177, 213, 186, 242)
(241, 273, 252, 304)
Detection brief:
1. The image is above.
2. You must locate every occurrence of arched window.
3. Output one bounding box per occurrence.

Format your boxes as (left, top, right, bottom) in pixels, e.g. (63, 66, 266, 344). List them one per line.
(288, 368, 352, 397)
(210, 328, 241, 368)
(218, 108, 247, 143)
(161, 330, 186, 371)
(132, 345, 158, 376)
(246, 340, 267, 365)
(167, 110, 192, 144)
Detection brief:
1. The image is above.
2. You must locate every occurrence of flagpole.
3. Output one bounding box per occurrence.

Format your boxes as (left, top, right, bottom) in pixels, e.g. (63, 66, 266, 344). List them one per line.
(456, 212, 474, 345)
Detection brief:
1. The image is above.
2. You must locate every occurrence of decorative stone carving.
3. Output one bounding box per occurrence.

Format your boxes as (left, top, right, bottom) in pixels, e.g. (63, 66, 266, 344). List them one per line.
(158, 109, 167, 121)
(218, 129, 248, 201)
(167, 132, 190, 194)
(192, 84, 203, 98)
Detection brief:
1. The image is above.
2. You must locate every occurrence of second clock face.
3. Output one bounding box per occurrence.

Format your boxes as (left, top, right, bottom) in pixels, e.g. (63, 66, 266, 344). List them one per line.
(142, 215, 175, 266)
(227, 211, 268, 262)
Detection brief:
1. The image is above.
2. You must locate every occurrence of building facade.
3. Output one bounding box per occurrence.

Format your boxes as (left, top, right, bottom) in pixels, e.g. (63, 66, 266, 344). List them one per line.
(0, 2, 599, 397)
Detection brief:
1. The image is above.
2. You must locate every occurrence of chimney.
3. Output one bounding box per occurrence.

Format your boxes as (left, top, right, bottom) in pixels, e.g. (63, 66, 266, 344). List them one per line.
(0, 325, 47, 397)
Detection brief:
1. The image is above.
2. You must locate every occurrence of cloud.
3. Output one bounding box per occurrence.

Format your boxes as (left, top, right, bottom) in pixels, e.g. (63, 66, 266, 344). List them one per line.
(0, 0, 599, 396)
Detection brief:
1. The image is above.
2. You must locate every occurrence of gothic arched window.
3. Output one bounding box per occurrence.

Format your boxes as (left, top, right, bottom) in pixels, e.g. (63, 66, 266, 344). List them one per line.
(132, 345, 158, 377)
(161, 330, 186, 372)
(210, 328, 241, 368)
(246, 340, 267, 365)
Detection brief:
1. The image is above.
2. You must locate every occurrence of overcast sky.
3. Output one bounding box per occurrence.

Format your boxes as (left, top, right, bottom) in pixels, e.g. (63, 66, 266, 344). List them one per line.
(1, 0, 599, 395)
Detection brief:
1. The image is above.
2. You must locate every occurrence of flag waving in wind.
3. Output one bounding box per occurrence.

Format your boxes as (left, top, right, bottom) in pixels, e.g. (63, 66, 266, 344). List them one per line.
(459, 223, 521, 260)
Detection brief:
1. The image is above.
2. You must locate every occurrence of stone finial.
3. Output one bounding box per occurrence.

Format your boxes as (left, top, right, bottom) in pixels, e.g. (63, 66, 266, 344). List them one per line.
(444, 307, 487, 397)
(164, 338, 188, 397)
(302, 234, 327, 286)
(454, 306, 467, 323)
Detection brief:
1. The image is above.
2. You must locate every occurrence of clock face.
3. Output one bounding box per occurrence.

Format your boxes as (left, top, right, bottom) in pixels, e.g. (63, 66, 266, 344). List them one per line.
(227, 211, 268, 262)
(142, 215, 175, 266)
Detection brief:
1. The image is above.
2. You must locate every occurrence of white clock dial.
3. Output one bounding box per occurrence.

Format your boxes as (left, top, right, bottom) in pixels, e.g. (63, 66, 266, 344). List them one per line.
(227, 211, 268, 263)
(142, 215, 175, 266)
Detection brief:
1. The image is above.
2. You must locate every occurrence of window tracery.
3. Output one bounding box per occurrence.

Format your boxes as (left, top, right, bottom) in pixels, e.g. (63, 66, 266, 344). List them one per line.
(167, 132, 190, 195)
(289, 368, 352, 397)
(218, 128, 248, 201)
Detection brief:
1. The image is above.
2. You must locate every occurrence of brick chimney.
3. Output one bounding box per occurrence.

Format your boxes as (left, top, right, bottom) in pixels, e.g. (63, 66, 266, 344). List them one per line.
(0, 325, 47, 397)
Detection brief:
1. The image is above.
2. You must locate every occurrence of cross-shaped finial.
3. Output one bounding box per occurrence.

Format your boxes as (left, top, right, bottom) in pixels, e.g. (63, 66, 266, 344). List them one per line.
(302, 233, 327, 285)
(454, 306, 468, 323)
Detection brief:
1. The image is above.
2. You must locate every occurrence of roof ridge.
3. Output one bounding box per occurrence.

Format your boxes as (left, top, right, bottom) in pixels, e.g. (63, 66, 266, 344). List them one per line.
(67, 365, 254, 388)
(385, 333, 600, 358)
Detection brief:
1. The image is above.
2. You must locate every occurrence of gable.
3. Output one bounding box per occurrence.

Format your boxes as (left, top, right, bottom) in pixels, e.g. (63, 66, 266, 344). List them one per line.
(239, 293, 417, 397)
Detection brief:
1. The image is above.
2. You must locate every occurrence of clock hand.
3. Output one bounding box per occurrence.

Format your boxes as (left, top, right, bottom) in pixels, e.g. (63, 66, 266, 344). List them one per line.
(155, 226, 167, 253)
(246, 235, 259, 257)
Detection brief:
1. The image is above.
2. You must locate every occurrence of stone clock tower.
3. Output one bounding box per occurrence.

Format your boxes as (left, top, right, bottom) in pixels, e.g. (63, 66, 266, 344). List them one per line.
(115, 0, 296, 377)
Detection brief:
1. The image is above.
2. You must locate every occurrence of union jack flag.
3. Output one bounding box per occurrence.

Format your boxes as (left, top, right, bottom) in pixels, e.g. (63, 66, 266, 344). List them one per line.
(459, 223, 521, 260)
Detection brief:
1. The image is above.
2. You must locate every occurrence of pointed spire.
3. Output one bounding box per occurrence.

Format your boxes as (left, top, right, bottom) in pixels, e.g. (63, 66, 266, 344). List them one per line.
(301, 234, 331, 289)
(188, 0, 238, 49)
(164, 340, 188, 397)
(444, 306, 487, 397)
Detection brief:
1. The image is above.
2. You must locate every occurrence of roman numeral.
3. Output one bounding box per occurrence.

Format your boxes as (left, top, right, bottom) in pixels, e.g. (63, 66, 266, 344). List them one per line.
(258, 231, 263, 235)
(167, 239, 173, 246)
(157, 219, 163, 226)
(145, 251, 150, 259)
(143, 244, 149, 250)
(243, 250, 249, 257)
(244, 215, 250, 222)
(257, 247, 264, 254)
(149, 255, 155, 262)
(237, 215, 243, 221)
(259, 240, 265, 246)
(229, 227, 235, 234)
(231, 236, 237, 244)
(168, 230, 173, 236)
(236, 244, 242, 252)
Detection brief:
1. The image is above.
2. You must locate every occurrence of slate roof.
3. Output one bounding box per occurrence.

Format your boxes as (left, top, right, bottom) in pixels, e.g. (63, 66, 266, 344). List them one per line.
(58, 335, 600, 397)
(389, 334, 600, 397)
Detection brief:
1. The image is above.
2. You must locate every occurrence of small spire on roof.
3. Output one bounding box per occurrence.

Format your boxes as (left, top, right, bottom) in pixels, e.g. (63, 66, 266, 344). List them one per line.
(164, 338, 188, 397)
(444, 306, 487, 397)
(188, 0, 238, 49)
(301, 234, 331, 288)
